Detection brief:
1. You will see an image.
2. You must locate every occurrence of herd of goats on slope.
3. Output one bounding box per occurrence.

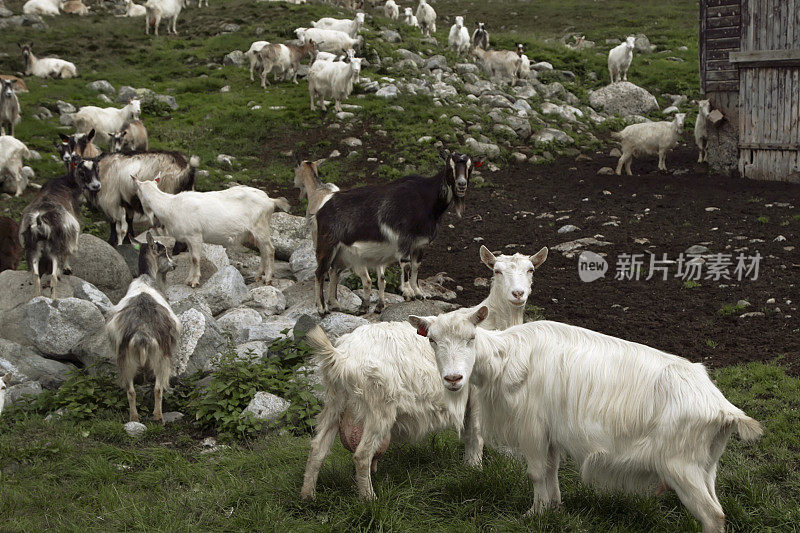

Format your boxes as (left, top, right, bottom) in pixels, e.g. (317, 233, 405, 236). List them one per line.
(0, 0, 749, 531)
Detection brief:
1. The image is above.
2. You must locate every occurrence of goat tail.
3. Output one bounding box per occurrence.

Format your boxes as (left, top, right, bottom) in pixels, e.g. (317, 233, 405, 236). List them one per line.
(29, 212, 51, 239)
(128, 331, 157, 368)
(732, 414, 764, 442)
(273, 196, 290, 213)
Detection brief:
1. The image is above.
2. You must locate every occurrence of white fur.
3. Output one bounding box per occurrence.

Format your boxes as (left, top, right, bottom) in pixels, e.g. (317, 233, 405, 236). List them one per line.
(109, 120, 148, 152)
(312, 12, 365, 38)
(608, 36, 636, 83)
(296, 27, 361, 55)
(308, 57, 362, 113)
(614, 113, 686, 175)
(300, 245, 548, 501)
(245, 40, 270, 81)
(134, 181, 289, 286)
(72, 100, 141, 145)
(23, 0, 60, 16)
(415, 0, 436, 36)
(20, 47, 77, 79)
(120, 0, 146, 17)
(384, 0, 399, 20)
(0, 80, 20, 137)
(258, 41, 316, 88)
(0, 372, 11, 416)
(413, 308, 763, 532)
(695, 99, 710, 163)
(0, 135, 31, 197)
(402, 7, 418, 27)
(313, 51, 340, 62)
(144, 0, 184, 36)
(472, 47, 520, 82)
(448, 16, 470, 55)
(60, 0, 90, 15)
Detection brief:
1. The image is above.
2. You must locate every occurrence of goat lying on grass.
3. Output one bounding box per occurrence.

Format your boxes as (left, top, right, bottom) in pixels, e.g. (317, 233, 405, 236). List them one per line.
(409, 307, 763, 532)
(107, 232, 179, 424)
(133, 176, 289, 287)
(300, 245, 548, 500)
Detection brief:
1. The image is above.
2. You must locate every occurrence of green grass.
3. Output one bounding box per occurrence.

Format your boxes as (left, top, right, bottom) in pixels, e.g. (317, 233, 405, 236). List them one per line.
(1, 361, 797, 531)
(718, 302, 748, 317)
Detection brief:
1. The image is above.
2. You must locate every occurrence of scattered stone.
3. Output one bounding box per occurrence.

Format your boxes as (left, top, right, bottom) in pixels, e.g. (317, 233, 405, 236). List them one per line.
(589, 82, 659, 116)
(223, 50, 245, 67)
(320, 312, 369, 340)
(292, 314, 320, 340)
(217, 307, 263, 340)
(271, 213, 311, 261)
(197, 266, 249, 316)
(598, 166, 615, 175)
(0, 339, 74, 389)
(531, 128, 574, 145)
(609, 148, 622, 157)
(552, 237, 612, 253)
(55, 100, 75, 115)
(685, 245, 709, 255)
(465, 137, 500, 157)
(633, 34, 656, 53)
(243, 391, 290, 422)
(663, 105, 679, 115)
(5, 380, 43, 406)
(240, 317, 295, 343)
(289, 241, 317, 282)
(175, 308, 225, 377)
(162, 412, 184, 424)
(739, 312, 765, 319)
(380, 29, 402, 43)
(558, 224, 579, 234)
(86, 80, 115, 94)
(124, 421, 147, 437)
(376, 85, 398, 99)
(248, 285, 286, 315)
(380, 300, 458, 322)
(342, 137, 362, 148)
(532, 61, 553, 71)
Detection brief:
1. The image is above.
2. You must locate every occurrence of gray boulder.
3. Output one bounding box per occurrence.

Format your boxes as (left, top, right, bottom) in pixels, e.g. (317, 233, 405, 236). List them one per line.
(116, 86, 137, 103)
(224, 50, 245, 67)
(170, 292, 212, 317)
(174, 308, 226, 377)
(380, 29, 402, 43)
(86, 80, 115, 94)
(425, 55, 448, 71)
(0, 339, 74, 389)
(239, 316, 295, 344)
(320, 312, 369, 340)
(375, 85, 398, 99)
(242, 391, 290, 422)
(234, 341, 268, 360)
(289, 240, 316, 282)
(589, 82, 659, 116)
(532, 128, 574, 145)
(380, 300, 458, 322)
(281, 280, 360, 318)
(167, 252, 218, 288)
(197, 266, 249, 315)
(5, 380, 43, 406)
(217, 307, 263, 342)
(69, 278, 114, 315)
(397, 49, 424, 66)
(70, 234, 133, 302)
(124, 421, 147, 437)
(634, 34, 656, 53)
(71, 328, 114, 370)
(465, 137, 500, 158)
(247, 285, 286, 316)
(292, 314, 320, 340)
(271, 212, 311, 261)
(22, 297, 104, 358)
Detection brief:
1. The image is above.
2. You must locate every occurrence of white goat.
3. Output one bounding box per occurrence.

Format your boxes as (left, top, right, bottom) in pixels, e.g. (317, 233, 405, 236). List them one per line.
(72, 99, 141, 145)
(313, 51, 341, 62)
(145, 0, 184, 36)
(0, 135, 31, 197)
(409, 307, 763, 533)
(296, 28, 361, 55)
(415, 0, 435, 36)
(308, 57, 362, 113)
(695, 99, 710, 163)
(300, 245, 549, 501)
(109, 120, 148, 152)
(119, 0, 146, 17)
(19, 44, 77, 79)
(133, 179, 290, 287)
(613, 113, 686, 175)
(312, 12, 365, 38)
(60, 0, 90, 15)
(471, 46, 521, 83)
(448, 16, 470, 56)
(608, 36, 636, 83)
(0, 372, 12, 416)
(384, 0, 399, 20)
(0, 79, 20, 137)
(245, 40, 270, 82)
(23, 0, 60, 16)
(402, 7, 418, 27)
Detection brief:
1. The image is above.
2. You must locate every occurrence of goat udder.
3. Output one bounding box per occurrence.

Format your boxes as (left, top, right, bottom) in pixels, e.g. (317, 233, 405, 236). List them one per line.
(338, 411, 391, 457)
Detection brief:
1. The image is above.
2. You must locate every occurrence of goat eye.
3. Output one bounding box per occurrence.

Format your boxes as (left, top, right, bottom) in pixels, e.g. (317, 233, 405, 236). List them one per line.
(528, 268, 534, 274)
(494, 270, 502, 275)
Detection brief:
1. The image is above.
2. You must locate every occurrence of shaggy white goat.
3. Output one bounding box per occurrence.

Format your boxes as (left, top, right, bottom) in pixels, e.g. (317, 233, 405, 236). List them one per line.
(119, 0, 146, 17)
(144, 0, 184, 36)
(19, 44, 77, 79)
(109, 120, 148, 152)
(613, 113, 686, 175)
(0, 79, 20, 137)
(312, 12, 365, 38)
(409, 307, 763, 533)
(308, 57, 362, 113)
(448, 16, 471, 56)
(299, 245, 549, 500)
(402, 7, 418, 27)
(296, 28, 361, 55)
(384, 0, 399, 20)
(695, 99, 710, 163)
(0, 135, 31, 197)
(0, 372, 12, 416)
(72, 99, 141, 145)
(415, 0, 435, 36)
(245, 40, 270, 81)
(133, 179, 290, 286)
(608, 36, 636, 83)
(471, 46, 521, 83)
(23, 0, 60, 16)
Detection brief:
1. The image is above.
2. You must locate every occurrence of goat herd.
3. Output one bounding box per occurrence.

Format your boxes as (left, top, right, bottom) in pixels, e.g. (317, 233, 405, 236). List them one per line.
(0, 1, 754, 531)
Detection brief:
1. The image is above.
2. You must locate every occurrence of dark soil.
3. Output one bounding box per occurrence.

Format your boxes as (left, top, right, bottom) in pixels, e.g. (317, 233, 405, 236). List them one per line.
(415, 141, 800, 373)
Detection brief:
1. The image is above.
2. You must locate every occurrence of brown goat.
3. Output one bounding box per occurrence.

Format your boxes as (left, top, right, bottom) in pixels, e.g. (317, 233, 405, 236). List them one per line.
(109, 120, 148, 152)
(259, 39, 317, 88)
(0, 216, 21, 272)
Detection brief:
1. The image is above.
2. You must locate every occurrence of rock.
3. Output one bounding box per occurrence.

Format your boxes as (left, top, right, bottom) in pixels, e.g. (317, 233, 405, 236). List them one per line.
(167, 253, 217, 289)
(217, 307, 263, 341)
(21, 297, 104, 358)
(597, 167, 615, 175)
(248, 285, 286, 315)
(397, 49, 424, 66)
(243, 391, 290, 422)
(380, 29, 402, 43)
(116, 86, 137, 103)
(124, 421, 147, 437)
(59, 113, 74, 126)
(0, 339, 74, 389)
(493, 124, 516, 137)
(432, 82, 457, 99)
(5, 380, 43, 406)
(282, 280, 360, 318)
(739, 312, 765, 319)
(455, 63, 479, 75)
(634, 33, 656, 53)
(234, 341, 268, 360)
(69, 278, 114, 315)
(202, 244, 230, 271)
(240, 316, 295, 343)
(502, 114, 532, 138)
(197, 266, 249, 316)
(154, 94, 178, 110)
(320, 312, 369, 340)
(220, 85, 230, 93)
(541, 102, 583, 122)
(425, 55, 448, 70)
(380, 300, 457, 322)
(224, 50, 245, 67)
(98, 94, 112, 104)
(531, 128, 574, 145)
(513, 99, 532, 115)
(512, 152, 528, 163)
(685, 245, 709, 255)
(175, 308, 225, 377)
(56, 100, 76, 114)
(336, 111, 354, 120)
(558, 224, 580, 234)
(71, 328, 114, 369)
(589, 82, 659, 116)
(663, 105, 679, 115)
(70, 234, 133, 302)
(162, 411, 184, 424)
(480, 94, 513, 109)
(289, 240, 317, 282)
(532, 61, 553, 71)
(609, 148, 622, 157)
(271, 213, 311, 261)
(0, 270, 47, 313)
(292, 314, 320, 340)
(35, 106, 52, 120)
(465, 137, 500, 158)
(513, 85, 538, 99)
(342, 137, 362, 148)
(552, 237, 612, 253)
(86, 80, 115, 94)
(376, 84, 398, 99)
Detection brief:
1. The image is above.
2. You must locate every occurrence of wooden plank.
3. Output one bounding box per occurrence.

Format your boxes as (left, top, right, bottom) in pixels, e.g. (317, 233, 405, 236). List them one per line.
(709, 5, 740, 17)
(706, 59, 737, 70)
(707, 15, 741, 29)
(707, 48, 739, 60)
(700, 0, 707, 93)
(705, 0, 739, 7)
(706, 26, 741, 39)
(707, 37, 741, 50)
(707, 80, 739, 91)
(730, 50, 800, 66)
(706, 70, 739, 81)
(739, 143, 800, 150)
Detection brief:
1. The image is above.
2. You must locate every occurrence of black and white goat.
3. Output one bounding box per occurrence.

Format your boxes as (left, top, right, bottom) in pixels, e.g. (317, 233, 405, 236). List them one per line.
(313, 150, 481, 314)
(0, 79, 21, 137)
(106, 232, 180, 424)
(472, 22, 489, 50)
(19, 155, 101, 297)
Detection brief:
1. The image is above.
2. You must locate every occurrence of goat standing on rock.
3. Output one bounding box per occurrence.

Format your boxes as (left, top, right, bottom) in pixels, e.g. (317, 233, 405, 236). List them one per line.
(313, 150, 481, 315)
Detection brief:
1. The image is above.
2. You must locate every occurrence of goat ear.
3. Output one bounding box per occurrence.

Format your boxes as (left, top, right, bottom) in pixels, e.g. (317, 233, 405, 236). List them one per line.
(58, 133, 69, 142)
(530, 246, 548, 269)
(313, 158, 326, 167)
(87, 129, 95, 142)
(479, 245, 496, 269)
(1, 372, 11, 384)
(471, 306, 489, 326)
(439, 148, 450, 162)
(408, 315, 430, 337)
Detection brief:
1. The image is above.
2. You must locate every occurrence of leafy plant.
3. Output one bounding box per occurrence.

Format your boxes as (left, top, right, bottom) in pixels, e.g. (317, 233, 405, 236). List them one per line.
(718, 302, 747, 317)
(22, 368, 127, 420)
(342, 265, 402, 294)
(756, 215, 770, 224)
(524, 304, 546, 321)
(705, 339, 718, 348)
(682, 280, 701, 289)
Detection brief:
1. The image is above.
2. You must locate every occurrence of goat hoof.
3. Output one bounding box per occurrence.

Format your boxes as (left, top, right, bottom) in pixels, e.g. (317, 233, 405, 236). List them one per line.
(374, 303, 385, 313)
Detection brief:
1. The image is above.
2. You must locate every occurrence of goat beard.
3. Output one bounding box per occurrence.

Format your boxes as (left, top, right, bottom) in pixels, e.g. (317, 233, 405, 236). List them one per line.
(452, 195, 465, 218)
